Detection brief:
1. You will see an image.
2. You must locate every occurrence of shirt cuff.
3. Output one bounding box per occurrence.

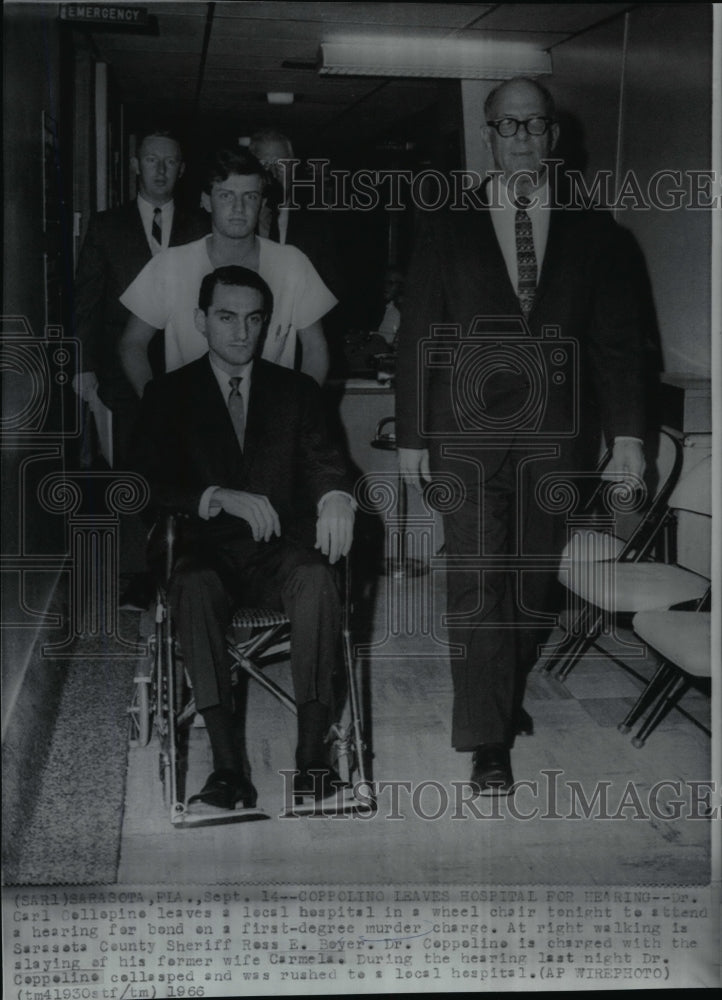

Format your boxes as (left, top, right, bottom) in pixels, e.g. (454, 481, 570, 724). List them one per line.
(613, 437, 644, 446)
(317, 490, 356, 514)
(199, 486, 223, 520)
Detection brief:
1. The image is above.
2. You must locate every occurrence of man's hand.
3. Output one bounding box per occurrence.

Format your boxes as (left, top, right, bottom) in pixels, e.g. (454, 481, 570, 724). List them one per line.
(215, 489, 281, 542)
(315, 494, 354, 565)
(72, 371, 99, 401)
(398, 447, 431, 493)
(603, 438, 646, 484)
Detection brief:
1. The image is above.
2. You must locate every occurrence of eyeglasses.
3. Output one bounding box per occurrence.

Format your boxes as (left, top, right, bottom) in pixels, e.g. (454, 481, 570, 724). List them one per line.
(485, 117, 555, 137)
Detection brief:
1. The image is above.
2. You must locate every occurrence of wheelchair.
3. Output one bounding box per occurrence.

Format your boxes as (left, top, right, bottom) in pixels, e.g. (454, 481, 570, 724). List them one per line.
(128, 515, 372, 826)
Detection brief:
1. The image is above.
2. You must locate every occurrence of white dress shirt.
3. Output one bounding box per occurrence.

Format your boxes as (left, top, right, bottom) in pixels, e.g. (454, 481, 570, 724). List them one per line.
(487, 174, 550, 292)
(136, 195, 175, 254)
(198, 358, 354, 521)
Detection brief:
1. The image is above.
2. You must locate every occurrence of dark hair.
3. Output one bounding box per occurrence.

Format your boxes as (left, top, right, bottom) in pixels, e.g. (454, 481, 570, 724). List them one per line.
(484, 77, 556, 121)
(198, 266, 273, 317)
(202, 147, 266, 194)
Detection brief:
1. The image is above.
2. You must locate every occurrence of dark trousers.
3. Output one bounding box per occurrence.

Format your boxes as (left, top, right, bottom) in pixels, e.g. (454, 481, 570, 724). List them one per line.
(432, 442, 566, 749)
(110, 392, 148, 578)
(168, 535, 341, 715)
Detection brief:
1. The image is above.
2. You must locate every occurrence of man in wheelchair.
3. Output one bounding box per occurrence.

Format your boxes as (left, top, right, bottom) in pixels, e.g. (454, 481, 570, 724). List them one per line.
(129, 265, 355, 813)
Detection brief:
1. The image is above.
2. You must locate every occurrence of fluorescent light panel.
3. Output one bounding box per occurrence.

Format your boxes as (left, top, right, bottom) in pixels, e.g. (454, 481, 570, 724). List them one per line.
(319, 37, 551, 80)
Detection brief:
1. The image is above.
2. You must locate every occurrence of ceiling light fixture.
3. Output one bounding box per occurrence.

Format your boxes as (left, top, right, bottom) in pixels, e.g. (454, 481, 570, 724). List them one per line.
(318, 37, 551, 80)
(267, 92, 294, 104)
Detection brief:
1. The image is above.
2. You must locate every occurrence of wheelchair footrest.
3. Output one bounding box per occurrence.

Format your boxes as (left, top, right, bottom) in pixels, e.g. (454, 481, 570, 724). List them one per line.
(171, 802, 271, 828)
(281, 784, 376, 818)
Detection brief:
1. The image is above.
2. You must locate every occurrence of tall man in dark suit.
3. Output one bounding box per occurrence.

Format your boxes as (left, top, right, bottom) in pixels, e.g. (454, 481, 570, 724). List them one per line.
(396, 77, 646, 795)
(73, 129, 209, 608)
(73, 128, 209, 463)
(130, 266, 355, 812)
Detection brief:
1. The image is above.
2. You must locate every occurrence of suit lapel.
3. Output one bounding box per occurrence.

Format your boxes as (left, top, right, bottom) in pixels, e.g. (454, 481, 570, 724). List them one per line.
(242, 361, 276, 474)
(532, 207, 566, 314)
(124, 200, 152, 258)
(457, 209, 520, 322)
(169, 204, 187, 247)
(188, 357, 246, 478)
(480, 209, 519, 306)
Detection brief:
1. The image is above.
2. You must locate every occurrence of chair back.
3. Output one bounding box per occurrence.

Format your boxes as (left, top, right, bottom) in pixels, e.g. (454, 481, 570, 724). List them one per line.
(615, 428, 684, 561)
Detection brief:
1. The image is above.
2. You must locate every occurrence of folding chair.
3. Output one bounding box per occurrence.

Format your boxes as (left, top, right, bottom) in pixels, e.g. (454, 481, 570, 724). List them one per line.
(128, 516, 372, 826)
(619, 591, 711, 747)
(542, 432, 710, 681)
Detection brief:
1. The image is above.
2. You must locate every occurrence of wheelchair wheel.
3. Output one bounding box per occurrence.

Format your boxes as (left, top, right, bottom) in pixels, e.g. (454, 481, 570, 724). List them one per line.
(128, 674, 151, 748)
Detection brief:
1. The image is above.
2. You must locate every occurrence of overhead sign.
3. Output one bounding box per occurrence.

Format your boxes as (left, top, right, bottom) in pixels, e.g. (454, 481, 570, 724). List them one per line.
(60, 5, 149, 26)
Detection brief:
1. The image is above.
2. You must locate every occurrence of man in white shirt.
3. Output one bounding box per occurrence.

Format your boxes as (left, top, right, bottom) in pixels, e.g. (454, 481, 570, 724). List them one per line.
(396, 77, 647, 795)
(119, 147, 336, 391)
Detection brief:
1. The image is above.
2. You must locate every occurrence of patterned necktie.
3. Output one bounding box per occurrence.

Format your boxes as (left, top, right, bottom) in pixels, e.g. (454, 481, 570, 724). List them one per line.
(151, 207, 162, 248)
(514, 196, 537, 318)
(228, 376, 245, 451)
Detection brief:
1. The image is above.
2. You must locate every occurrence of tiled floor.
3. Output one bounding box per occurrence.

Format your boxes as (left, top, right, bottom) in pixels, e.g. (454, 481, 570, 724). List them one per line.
(117, 570, 712, 887)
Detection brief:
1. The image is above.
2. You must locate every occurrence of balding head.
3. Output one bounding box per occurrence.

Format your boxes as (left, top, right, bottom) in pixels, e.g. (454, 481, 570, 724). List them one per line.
(249, 129, 295, 193)
(482, 77, 559, 195)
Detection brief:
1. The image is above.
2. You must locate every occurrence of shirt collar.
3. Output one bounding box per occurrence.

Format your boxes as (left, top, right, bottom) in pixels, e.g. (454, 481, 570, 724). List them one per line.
(137, 194, 174, 219)
(209, 355, 254, 399)
(489, 173, 550, 213)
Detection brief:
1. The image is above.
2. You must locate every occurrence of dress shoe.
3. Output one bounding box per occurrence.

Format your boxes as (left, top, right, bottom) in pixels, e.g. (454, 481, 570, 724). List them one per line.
(469, 744, 514, 796)
(188, 769, 258, 811)
(514, 707, 534, 737)
(293, 761, 345, 802)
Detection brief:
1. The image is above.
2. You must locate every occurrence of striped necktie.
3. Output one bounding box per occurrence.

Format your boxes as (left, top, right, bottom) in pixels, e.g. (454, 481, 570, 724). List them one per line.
(514, 196, 537, 318)
(151, 207, 162, 249)
(228, 376, 245, 451)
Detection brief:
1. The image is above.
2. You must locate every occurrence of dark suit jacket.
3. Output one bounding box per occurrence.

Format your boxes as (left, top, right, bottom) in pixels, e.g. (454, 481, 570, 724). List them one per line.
(129, 355, 353, 549)
(73, 199, 209, 408)
(395, 200, 646, 471)
(283, 205, 344, 304)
